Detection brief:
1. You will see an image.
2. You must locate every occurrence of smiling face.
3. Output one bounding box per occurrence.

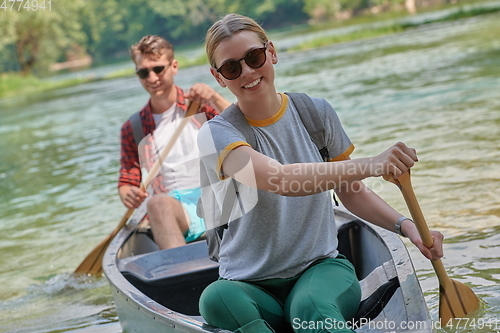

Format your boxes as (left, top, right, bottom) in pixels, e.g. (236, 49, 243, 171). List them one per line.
(210, 31, 278, 104)
(134, 52, 178, 98)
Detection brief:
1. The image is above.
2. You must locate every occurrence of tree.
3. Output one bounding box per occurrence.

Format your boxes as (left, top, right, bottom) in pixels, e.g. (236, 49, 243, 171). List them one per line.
(0, 0, 87, 75)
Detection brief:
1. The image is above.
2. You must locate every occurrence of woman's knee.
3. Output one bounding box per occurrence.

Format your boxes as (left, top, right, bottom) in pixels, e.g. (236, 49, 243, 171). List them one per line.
(200, 279, 285, 331)
(199, 280, 239, 324)
(286, 258, 361, 326)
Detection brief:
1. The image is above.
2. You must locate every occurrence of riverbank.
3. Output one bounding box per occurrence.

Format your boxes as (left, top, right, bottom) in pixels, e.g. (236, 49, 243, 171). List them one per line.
(288, 2, 500, 51)
(0, 53, 208, 99)
(1, 0, 498, 99)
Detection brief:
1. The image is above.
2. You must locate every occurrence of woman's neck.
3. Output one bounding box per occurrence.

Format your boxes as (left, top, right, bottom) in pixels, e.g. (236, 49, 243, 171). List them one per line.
(238, 92, 282, 120)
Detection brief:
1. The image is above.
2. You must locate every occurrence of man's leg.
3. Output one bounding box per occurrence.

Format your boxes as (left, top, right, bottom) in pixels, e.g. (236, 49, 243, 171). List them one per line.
(147, 195, 189, 250)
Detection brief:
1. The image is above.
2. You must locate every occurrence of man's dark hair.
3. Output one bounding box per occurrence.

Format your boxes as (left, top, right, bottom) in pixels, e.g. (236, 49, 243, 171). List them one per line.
(130, 35, 174, 63)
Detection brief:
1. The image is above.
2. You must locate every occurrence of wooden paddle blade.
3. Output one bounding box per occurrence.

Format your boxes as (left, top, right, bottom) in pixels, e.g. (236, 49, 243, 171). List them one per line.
(439, 278, 481, 325)
(73, 235, 110, 276)
(74, 208, 134, 276)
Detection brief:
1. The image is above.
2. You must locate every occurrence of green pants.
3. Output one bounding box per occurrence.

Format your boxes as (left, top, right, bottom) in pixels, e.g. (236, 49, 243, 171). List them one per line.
(199, 256, 361, 333)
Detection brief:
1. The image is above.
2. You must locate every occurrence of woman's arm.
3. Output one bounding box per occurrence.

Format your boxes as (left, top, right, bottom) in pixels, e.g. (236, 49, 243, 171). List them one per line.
(222, 142, 418, 196)
(222, 141, 444, 260)
(336, 180, 444, 260)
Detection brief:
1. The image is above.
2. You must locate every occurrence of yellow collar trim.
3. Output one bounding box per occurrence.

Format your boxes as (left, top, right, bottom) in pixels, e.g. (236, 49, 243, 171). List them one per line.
(245, 93, 288, 127)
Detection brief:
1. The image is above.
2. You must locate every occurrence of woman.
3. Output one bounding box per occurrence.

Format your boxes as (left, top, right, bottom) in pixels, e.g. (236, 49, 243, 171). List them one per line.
(197, 13, 444, 333)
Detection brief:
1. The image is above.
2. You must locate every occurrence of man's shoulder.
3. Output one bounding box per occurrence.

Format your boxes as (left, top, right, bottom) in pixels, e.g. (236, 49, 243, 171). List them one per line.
(122, 99, 153, 128)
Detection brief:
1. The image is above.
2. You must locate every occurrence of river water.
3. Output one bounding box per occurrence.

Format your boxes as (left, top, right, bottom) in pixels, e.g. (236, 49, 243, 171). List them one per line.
(0, 6, 499, 333)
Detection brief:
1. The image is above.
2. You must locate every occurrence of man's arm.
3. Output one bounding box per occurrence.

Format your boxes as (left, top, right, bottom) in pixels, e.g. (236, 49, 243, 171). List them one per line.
(118, 120, 147, 208)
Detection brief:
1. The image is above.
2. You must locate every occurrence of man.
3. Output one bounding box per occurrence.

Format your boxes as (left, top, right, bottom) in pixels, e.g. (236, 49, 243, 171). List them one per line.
(119, 35, 230, 250)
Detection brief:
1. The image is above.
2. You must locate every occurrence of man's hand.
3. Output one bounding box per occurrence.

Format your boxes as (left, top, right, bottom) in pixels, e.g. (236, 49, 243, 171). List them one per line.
(118, 185, 148, 209)
(186, 83, 230, 112)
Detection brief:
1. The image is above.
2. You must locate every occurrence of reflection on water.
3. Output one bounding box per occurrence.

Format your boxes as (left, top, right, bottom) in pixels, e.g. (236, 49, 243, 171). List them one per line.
(0, 8, 499, 333)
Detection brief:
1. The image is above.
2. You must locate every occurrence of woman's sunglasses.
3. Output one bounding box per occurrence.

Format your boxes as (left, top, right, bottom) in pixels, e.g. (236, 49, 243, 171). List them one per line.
(216, 43, 268, 80)
(135, 65, 167, 79)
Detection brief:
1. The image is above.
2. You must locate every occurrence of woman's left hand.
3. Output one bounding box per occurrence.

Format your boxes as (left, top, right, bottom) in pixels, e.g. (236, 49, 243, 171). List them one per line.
(405, 223, 444, 260)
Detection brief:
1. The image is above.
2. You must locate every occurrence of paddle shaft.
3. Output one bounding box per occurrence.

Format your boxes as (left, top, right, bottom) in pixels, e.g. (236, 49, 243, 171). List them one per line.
(396, 172, 450, 288)
(74, 101, 200, 275)
(393, 171, 480, 323)
(116, 100, 201, 230)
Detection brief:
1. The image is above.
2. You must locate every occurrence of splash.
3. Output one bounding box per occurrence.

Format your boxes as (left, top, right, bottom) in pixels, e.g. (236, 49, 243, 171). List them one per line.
(27, 272, 107, 296)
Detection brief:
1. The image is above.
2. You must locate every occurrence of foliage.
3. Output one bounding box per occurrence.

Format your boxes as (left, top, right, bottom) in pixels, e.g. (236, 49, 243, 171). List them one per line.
(0, 0, 496, 76)
(0, 0, 88, 74)
(0, 0, 308, 74)
(289, 24, 405, 51)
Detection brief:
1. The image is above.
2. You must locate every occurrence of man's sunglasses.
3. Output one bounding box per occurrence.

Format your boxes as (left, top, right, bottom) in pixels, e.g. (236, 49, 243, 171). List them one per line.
(216, 43, 268, 80)
(135, 65, 167, 79)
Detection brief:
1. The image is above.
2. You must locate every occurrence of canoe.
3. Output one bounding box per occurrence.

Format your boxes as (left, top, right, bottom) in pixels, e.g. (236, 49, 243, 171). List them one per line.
(103, 206, 433, 332)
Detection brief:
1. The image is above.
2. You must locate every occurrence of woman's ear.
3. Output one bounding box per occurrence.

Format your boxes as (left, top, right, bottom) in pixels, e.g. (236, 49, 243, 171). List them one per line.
(210, 67, 226, 88)
(268, 41, 278, 64)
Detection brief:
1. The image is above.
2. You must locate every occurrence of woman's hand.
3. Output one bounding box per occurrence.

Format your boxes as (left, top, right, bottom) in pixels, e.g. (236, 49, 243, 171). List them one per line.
(402, 219, 445, 260)
(369, 142, 418, 179)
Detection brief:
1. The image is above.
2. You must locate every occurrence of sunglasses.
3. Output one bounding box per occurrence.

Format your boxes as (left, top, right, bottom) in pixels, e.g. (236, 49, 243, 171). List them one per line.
(216, 43, 268, 80)
(135, 65, 168, 79)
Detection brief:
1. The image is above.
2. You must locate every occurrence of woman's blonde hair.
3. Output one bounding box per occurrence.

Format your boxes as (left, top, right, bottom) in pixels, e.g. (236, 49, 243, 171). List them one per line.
(205, 14, 269, 68)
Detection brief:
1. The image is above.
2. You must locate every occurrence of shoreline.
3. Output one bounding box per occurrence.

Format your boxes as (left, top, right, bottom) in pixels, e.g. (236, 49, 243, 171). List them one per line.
(1, 1, 498, 99)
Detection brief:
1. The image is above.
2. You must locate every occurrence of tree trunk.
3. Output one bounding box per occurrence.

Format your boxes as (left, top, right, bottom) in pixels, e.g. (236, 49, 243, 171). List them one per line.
(15, 21, 40, 75)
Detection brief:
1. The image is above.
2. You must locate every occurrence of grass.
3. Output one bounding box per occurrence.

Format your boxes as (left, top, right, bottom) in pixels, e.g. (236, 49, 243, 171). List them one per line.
(0, 72, 100, 98)
(0, 53, 210, 98)
(288, 24, 405, 51)
(288, 4, 500, 51)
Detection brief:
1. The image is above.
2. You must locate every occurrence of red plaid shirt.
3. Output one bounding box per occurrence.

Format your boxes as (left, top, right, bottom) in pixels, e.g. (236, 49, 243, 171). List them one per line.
(119, 85, 219, 188)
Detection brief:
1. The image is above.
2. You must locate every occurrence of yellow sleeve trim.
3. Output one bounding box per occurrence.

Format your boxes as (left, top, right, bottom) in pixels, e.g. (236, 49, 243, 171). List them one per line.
(216, 141, 251, 180)
(328, 144, 355, 162)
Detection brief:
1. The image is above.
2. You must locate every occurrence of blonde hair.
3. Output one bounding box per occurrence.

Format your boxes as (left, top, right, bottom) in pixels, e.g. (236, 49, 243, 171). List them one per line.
(205, 14, 269, 68)
(130, 35, 174, 64)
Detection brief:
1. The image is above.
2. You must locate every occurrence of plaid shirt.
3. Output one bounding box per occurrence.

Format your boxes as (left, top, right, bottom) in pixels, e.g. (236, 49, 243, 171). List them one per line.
(119, 85, 219, 188)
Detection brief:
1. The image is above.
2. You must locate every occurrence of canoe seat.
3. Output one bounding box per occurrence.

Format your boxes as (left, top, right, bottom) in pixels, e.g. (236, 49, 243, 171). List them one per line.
(117, 240, 219, 316)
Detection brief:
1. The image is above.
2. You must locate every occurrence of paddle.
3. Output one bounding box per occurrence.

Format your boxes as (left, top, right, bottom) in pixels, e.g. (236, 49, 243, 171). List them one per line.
(74, 100, 201, 276)
(385, 171, 481, 326)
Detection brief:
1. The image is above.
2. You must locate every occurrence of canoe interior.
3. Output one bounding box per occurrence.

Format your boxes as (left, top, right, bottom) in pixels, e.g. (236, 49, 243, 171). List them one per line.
(106, 208, 432, 332)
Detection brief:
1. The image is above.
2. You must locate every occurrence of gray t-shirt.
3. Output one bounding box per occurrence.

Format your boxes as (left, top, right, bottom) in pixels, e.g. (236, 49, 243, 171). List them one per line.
(197, 93, 354, 281)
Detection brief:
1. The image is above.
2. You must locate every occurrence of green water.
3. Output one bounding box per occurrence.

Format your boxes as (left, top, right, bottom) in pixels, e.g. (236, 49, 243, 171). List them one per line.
(0, 7, 499, 333)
